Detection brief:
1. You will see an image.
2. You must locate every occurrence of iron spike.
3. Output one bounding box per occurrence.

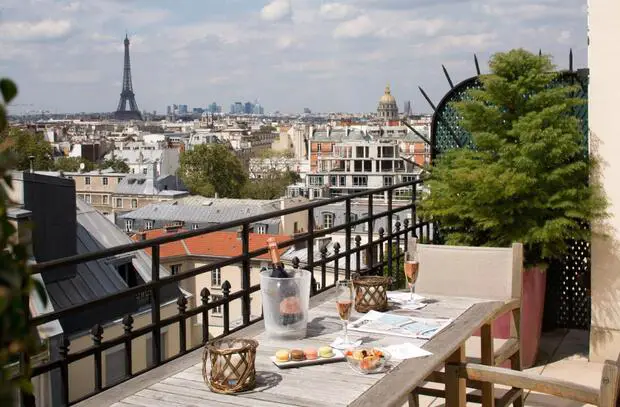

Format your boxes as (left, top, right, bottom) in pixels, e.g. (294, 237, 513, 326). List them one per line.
(569, 48, 574, 72)
(474, 54, 481, 75)
(442, 65, 454, 88)
(418, 86, 437, 112)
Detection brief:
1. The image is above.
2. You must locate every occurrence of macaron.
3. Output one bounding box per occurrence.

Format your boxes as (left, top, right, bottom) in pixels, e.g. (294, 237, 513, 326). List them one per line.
(304, 347, 318, 360)
(318, 346, 334, 358)
(290, 349, 305, 361)
(275, 349, 290, 362)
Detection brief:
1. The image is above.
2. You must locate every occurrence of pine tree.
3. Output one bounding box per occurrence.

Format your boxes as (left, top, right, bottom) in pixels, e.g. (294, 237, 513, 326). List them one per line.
(419, 49, 606, 266)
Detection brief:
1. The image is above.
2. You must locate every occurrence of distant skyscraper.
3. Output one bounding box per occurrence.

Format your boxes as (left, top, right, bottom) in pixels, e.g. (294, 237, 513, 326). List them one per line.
(403, 100, 412, 117)
(244, 102, 253, 114)
(303, 108, 312, 114)
(166, 105, 172, 115)
(178, 105, 188, 115)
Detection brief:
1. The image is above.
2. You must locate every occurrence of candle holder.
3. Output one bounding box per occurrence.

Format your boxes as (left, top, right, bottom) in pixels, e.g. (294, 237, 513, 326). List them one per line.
(352, 275, 391, 313)
(202, 338, 258, 394)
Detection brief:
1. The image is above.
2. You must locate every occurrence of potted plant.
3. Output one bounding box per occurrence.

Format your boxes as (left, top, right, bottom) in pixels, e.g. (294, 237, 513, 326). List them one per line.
(0, 78, 48, 404)
(419, 49, 606, 368)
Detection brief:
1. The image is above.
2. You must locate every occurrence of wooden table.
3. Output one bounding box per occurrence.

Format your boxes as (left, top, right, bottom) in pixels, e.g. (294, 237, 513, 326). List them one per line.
(77, 289, 513, 407)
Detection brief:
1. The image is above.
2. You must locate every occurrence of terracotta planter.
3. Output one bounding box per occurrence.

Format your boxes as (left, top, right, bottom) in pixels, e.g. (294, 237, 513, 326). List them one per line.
(475, 265, 547, 369)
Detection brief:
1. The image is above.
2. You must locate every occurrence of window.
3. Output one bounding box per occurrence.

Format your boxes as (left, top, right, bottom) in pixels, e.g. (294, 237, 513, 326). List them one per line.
(402, 175, 416, 183)
(211, 268, 222, 287)
(125, 219, 134, 233)
(85, 177, 91, 185)
(293, 221, 299, 234)
(309, 176, 324, 186)
(255, 224, 267, 234)
(330, 175, 337, 186)
(116, 198, 123, 208)
(339, 176, 346, 186)
(103, 195, 109, 205)
(192, 224, 200, 230)
(145, 220, 154, 230)
(383, 176, 394, 187)
(356, 146, 364, 158)
(170, 264, 182, 275)
(105, 345, 126, 386)
(117, 262, 138, 287)
(211, 295, 223, 315)
(352, 176, 368, 187)
(146, 332, 167, 368)
(118, 177, 122, 183)
(131, 199, 138, 209)
(322, 212, 334, 229)
(84, 194, 91, 204)
(102, 177, 109, 186)
(142, 168, 148, 175)
(77, 194, 85, 200)
(317, 143, 322, 152)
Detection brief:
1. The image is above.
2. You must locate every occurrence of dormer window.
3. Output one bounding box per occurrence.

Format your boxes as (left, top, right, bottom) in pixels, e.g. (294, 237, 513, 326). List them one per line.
(145, 220, 154, 230)
(255, 224, 267, 234)
(85, 177, 91, 185)
(117, 262, 138, 287)
(322, 212, 334, 229)
(125, 219, 134, 232)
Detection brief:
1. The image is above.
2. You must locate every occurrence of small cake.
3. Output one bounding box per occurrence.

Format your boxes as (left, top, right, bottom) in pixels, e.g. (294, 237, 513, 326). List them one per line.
(304, 347, 318, 360)
(290, 349, 305, 361)
(275, 349, 290, 362)
(318, 346, 334, 358)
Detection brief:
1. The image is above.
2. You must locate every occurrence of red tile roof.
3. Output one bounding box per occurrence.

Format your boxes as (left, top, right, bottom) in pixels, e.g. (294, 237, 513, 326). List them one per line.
(132, 229, 290, 260)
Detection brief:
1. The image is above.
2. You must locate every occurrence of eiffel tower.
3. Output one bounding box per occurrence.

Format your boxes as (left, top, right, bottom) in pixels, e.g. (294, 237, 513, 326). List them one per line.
(114, 34, 142, 121)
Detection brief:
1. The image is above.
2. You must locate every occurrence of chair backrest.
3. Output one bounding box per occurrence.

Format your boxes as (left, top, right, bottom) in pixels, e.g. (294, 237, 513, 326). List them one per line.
(410, 239, 523, 301)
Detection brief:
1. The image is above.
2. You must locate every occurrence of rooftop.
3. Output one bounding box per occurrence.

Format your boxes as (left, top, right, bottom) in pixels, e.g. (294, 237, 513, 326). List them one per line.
(132, 228, 290, 260)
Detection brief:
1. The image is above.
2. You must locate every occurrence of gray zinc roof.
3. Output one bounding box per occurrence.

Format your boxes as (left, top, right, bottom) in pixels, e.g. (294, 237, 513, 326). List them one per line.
(119, 201, 281, 225)
(45, 199, 172, 310)
(116, 174, 187, 196)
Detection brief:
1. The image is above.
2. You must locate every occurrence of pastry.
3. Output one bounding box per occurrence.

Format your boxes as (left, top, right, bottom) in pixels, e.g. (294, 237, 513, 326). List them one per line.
(304, 347, 318, 360)
(318, 346, 334, 358)
(275, 349, 290, 362)
(290, 349, 305, 361)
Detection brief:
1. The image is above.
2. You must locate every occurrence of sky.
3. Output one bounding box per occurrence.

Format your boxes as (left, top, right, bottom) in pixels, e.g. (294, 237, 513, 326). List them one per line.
(0, 0, 587, 115)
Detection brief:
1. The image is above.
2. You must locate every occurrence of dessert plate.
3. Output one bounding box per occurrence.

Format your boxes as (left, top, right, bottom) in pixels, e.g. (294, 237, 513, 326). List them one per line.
(270, 349, 346, 369)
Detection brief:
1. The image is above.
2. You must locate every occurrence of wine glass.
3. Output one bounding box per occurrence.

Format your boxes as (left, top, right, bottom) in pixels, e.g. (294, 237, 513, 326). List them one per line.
(404, 252, 420, 301)
(335, 280, 354, 347)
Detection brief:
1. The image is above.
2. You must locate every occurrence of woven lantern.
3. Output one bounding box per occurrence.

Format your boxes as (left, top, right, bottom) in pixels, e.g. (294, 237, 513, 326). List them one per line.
(202, 338, 258, 394)
(352, 275, 391, 313)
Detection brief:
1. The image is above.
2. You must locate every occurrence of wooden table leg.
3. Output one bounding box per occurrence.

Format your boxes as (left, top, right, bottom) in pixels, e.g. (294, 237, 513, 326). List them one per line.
(510, 308, 523, 407)
(481, 323, 495, 407)
(445, 346, 466, 407)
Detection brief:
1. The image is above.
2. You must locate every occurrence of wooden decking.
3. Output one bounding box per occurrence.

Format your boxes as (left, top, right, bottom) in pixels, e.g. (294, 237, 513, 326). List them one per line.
(76, 289, 509, 407)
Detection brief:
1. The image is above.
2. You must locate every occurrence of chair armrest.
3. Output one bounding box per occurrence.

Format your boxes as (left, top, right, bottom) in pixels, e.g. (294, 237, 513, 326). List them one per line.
(455, 363, 599, 405)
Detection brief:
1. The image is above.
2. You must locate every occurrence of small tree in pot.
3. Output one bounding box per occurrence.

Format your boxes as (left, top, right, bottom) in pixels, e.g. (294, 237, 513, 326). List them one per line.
(419, 49, 606, 367)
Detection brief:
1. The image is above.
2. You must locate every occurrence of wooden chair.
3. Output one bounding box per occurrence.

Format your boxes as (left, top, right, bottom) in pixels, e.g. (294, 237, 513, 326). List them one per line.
(446, 355, 620, 407)
(408, 240, 524, 407)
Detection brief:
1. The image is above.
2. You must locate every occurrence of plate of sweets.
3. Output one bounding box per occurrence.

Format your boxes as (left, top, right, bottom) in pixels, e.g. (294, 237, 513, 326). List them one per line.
(270, 346, 345, 368)
(344, 347, 391, 374)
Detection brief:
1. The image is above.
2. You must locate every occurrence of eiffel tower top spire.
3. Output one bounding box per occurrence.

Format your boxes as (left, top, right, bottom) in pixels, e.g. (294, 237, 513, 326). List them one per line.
(114, 33, 142, 121)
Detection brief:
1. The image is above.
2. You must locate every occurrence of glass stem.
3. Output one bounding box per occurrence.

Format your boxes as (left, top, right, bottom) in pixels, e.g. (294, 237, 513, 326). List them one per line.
(344, 320, 349, 344)
(410, 283, 414, 301)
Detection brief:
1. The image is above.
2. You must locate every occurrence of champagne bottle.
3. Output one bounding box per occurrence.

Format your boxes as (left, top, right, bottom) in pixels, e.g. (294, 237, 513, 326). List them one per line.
(267, 237, 302, 326)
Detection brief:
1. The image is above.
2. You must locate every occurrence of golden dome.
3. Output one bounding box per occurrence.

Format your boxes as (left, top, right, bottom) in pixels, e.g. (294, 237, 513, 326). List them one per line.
(379, 84, 396, 104)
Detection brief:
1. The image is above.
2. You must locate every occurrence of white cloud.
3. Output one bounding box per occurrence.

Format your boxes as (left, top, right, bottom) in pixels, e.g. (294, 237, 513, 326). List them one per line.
(557, 30, 571, 44)
(0, 19, 73, 41)
(319, 3, 357, 21)
(333, 15, 375, 39)
(260, 0, 292, 22)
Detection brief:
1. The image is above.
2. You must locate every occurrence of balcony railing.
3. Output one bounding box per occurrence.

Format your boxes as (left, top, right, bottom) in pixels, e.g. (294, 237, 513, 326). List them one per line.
(20, 180, 433, 406)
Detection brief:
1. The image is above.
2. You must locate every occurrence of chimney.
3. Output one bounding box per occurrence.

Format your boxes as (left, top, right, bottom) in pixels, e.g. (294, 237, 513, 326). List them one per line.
(152, 160, 158, 194)
(139, 231, 147, 241)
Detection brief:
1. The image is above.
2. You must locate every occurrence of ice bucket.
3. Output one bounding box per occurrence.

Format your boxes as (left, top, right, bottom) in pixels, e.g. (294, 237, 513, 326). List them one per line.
(260, 268, 311, 340)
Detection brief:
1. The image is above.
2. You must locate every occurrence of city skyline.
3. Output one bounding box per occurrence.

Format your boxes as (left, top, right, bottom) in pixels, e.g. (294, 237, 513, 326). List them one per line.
(1, 0, 587, 114)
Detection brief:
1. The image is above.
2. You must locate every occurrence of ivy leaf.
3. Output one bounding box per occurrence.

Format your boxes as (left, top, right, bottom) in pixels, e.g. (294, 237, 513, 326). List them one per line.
(0, 79, 17, 104)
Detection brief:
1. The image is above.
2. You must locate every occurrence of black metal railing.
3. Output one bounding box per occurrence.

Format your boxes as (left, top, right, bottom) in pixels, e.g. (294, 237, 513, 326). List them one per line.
(21, 180, 433, 406)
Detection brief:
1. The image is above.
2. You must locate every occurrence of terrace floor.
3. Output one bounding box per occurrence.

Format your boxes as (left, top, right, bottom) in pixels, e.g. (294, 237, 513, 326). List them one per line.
(416, 329, 599, 407)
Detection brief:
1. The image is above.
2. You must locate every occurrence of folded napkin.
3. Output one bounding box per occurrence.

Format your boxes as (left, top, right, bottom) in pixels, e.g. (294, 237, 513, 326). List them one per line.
(383, 343, 432, 360)
(331, 337, 362, 350)
(387, 292, 427, 310)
